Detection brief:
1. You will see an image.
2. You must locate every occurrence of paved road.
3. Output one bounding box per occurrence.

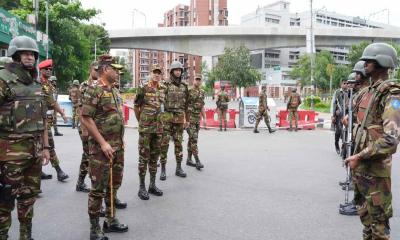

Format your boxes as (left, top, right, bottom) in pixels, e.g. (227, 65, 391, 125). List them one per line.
(8, 127, 400, 240)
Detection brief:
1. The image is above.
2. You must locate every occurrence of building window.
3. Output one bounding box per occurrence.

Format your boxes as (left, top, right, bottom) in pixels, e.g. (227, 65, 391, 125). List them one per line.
(265, 17, 280, 24)
(265, 52, 280, 59)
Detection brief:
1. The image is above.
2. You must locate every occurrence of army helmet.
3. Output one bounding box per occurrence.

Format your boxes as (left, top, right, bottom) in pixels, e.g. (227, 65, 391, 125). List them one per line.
(352, 60, 366, 77)
(0, 57, 12, 69)
(73, 80, 80, 85)
(8, 36, 39, 60)
(169, 60, 183, 73)
(360, 43, 398, 69)
(49, 76, 57, 82)
(347, 72, 357, 83)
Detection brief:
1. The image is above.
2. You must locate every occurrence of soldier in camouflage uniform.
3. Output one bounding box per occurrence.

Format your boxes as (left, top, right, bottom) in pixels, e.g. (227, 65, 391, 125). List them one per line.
(287, 88, 302, 131)
(332, 80, 348, 154)
(76, 62, 98, 193)
(134, 64, 165, 200)
(80, 55, 128, 240)
(39, 59, 69, 182)
(159, 61, 189, 180)
(0, 57, 12, 70)
(216, 86, 229, 131)
(69, 80, 81, 129)
(254, 85, 275, 134)
(49, 76, 63, 136)
(345, 43, 400, 240)
(186, 74, 206, 170)
(0, 36, 50, 240)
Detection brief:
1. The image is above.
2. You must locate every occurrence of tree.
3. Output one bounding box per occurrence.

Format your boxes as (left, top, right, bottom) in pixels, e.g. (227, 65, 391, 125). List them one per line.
(209, 46, 261, 95)
(347, 41, 370, 68)
(11, 0, 108, 91)
(0, 0, 21, 10)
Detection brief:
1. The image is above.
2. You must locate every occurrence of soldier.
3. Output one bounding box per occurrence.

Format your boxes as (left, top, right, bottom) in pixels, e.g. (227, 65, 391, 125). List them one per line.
(68, 80, 81, 129)
(287, 88, 301, 131)
(254, 85, 276, 133)
(345, 43, 400, 240)
(339, 61, 369, 217)
(332, 80, 348, 154)
(49, 76, 63, 136)
(76, 62, 98, 193)
(0, 57, 12, 70)
(0, 36, 50, 240)
(134, 64, 164, 200)
(159, 61, 189, 180)
(38, 59, 69, 181)
(80, 55, 128, 239)
(186, 73, 206, 170)
(216, 85, 229, 131)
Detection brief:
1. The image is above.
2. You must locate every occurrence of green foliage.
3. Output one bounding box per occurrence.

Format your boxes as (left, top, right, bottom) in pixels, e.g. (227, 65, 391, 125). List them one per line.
(11, 0, 108, 91)
(124, 88, 137, 94)
(0, 0, 21, 10)
(209, 46, 262, 91)
(303, 95, 322, 107)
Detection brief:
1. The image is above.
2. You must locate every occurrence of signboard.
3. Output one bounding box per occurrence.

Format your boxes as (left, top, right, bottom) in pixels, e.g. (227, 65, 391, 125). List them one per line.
(239, 97, 277, 128)
(56, 95, 73, 126)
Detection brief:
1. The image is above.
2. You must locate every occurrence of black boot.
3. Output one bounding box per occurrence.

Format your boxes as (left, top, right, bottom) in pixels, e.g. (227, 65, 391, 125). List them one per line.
(20, 221, 34, 240)
(115, 197, 127, 209)
(103, 218, 128, 233)
(76, 176, 90, 192)
(175, 162, 187, 178)
(219, 125, 222, 131)
(90, 217, 108, 240)
(160, 164, 166, 181)
(186, 152, 196, 167)
(253, 128, 259, 133)
(194, 155, 204, 170)
(138, 176, 149, 200)
(55, 166, 69, 182)
(41, 171, 52, 180)
(268, 127, 276, 133)
(339, 203, 358, 216)
(54, 131, 63, 136)
(148, 175, 163, 196)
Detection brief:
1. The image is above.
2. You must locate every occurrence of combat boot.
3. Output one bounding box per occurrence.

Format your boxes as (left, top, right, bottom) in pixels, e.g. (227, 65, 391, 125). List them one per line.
(148, 175, 163, 196)
(138, 177, 149, 200)
(194, 155, 204, 170)
(268, 127, 276, 133)
(76, 176, 90, 192)
(41, 171, 52, 180)
(103, 218, 128, 233)
(175, 163, 187, 178)
(253, 129, 259, 133)
(55, 166, 69, 182)
(160, 164, 167, 181)
(114, 197, 127, 209)
(19, 221, 33, 240)
(186, 152, 196, 167)
(90, 217, 108, 240)
(54, 131, 63, 136)
(224, 127, 227, 131)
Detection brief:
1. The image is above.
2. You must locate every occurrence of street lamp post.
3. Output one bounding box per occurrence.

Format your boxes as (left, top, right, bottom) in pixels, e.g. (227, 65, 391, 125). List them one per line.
(132, 8, 147, 28)
(310, 0, 315, 110)
(94, 36, 108, 60)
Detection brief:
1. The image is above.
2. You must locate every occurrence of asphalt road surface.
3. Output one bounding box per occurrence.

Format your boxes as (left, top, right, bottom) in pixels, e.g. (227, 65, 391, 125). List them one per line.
(8, 127, 400, 240)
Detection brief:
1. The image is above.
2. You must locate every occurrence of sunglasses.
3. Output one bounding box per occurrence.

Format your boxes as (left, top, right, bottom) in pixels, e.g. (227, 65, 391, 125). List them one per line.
(43, 68, 52, 71)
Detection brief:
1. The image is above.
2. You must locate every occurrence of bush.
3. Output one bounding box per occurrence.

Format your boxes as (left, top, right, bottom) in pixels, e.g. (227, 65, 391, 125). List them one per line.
(304, 95, 322, 107)
(315, 102, 329, 109)
(124, 88, 137, 94)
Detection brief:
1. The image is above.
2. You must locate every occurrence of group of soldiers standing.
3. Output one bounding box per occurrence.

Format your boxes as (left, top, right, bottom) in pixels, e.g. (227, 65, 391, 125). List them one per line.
(332, 42, 400, 240)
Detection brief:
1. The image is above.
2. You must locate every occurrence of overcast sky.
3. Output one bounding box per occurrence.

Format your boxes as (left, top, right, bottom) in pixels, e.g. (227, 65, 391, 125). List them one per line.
(80, 0, 400, 30)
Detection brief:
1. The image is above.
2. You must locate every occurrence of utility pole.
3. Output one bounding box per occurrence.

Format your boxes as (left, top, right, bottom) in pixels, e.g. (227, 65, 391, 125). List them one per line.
(310, 0, 315, 110)
(46, 0, 49, 59)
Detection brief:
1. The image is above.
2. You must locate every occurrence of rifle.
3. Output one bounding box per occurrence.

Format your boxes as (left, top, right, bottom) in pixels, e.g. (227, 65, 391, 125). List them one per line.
(341, 91, 347, 161)
(109, 157, 114, 219)
(343, 88, 354, 206)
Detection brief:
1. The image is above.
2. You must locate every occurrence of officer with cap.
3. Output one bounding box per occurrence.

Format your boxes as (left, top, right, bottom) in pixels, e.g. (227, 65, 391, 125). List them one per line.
(49, 75, 63, 136)
(0, 35, 50, 240)
(38, 59, 69, 181)
(69, 79, 81, 129)
(346, 43, 400, 240)
(159, 60, 189, 180)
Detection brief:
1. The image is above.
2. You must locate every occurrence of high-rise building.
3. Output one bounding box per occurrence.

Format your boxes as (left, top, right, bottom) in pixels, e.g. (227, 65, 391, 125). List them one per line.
(131, 1, 229, 87)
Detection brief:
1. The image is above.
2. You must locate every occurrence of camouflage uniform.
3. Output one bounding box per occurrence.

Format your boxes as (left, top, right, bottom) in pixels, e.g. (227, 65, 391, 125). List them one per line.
(254, 88, 274, 133)
(287, 91, 301, 130)
(216, 89, 229, 131)
(81, 83, 125, 220)
(159, 61, 189, 180)
(134, 79, 165, 199)
(50, 79, 62, 135)
(0, 61, 46, 239)
(186, 85, 205, 168)
(68, 82, 80, 128)
(352, 79, 400, 240)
